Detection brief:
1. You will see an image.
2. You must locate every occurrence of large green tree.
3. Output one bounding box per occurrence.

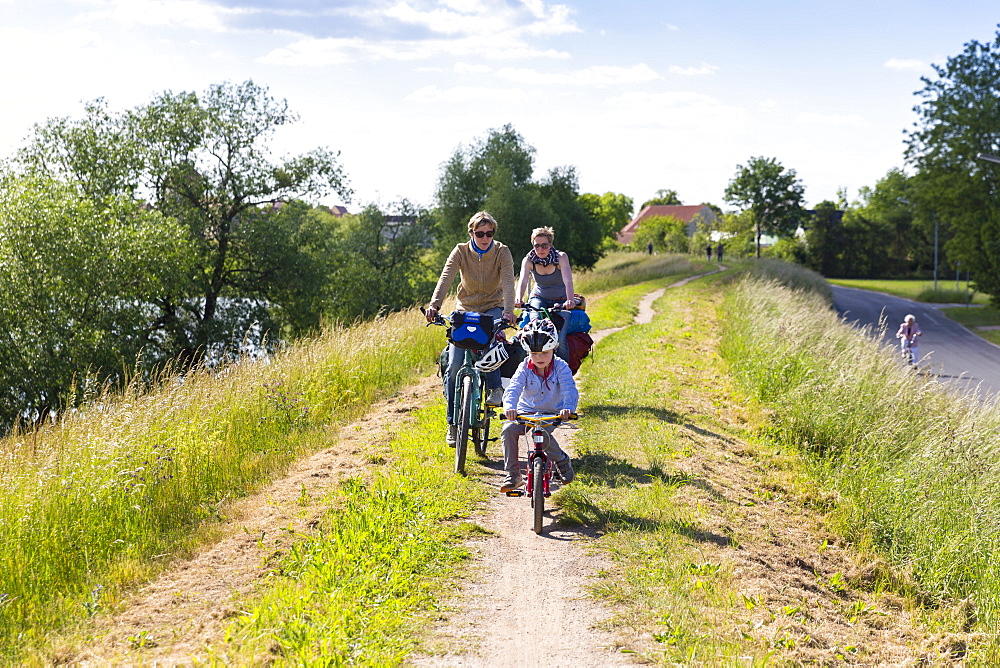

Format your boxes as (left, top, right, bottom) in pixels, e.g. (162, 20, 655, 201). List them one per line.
(434, 124, 604, 270)
(904, 29, 1000, 300)
(578, 191, 634, 244)
(0, 174, 194, 428)
(17, 80, 352, 359)
(724, 156, 805, 258)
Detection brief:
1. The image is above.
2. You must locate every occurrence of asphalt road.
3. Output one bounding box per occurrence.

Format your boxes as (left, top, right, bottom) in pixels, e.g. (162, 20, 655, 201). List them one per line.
(832, 285, 1000, 401)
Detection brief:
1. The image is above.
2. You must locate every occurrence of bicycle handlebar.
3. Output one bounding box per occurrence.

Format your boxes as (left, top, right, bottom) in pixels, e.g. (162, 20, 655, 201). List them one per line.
(420, 307, 514, 330)
(513, 413, 579, 428)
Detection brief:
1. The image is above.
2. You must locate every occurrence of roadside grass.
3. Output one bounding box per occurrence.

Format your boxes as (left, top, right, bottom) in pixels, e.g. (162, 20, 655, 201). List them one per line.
(212, 402, 489, 664)
(722, 267, 1000, 660)
(828, 277, 985, 305)
(0, 310, 442, 662)
(943, 305, 1000, 346)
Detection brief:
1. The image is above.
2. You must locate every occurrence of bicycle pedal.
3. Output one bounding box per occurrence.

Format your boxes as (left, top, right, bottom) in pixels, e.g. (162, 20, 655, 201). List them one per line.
(504, 490, 525, 497)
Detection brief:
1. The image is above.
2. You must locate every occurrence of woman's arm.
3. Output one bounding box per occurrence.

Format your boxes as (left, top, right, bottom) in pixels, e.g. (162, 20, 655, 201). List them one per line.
(428, 245, 461, 313)
(559, 252, 575, 308)
(515, 254, 532, 307)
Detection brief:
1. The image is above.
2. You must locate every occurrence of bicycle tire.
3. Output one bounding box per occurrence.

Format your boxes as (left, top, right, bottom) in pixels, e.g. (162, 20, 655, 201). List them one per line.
(532, 457, 545, 534)
(473, 402, 491, 457)
(455, 374, 473, 475)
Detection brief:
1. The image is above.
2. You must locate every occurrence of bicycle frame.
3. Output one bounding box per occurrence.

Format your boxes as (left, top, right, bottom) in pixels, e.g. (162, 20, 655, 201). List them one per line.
(506, 413, 575, 534)
(424, 309, 510, 473)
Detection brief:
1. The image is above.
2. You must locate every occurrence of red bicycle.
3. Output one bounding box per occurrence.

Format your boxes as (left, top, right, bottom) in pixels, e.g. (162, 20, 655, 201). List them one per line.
(504, 413, 577, 534)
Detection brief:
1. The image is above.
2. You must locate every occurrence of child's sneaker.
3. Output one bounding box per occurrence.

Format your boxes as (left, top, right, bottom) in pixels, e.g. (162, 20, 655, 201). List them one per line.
(555, 455, 575, 483)
(485, 387, 504, 406)
(500, 471, 524, 492)
(446, 424, 457, 447)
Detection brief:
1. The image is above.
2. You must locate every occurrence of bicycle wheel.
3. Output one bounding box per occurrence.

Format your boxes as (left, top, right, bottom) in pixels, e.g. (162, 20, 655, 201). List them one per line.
(532, 457, 545, 534)
(473, 395, 491, 457)
(455, 373, 473, 475)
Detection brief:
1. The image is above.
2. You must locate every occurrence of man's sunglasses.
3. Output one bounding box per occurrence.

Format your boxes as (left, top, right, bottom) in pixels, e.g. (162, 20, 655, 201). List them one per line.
(474, 230, 495, 238)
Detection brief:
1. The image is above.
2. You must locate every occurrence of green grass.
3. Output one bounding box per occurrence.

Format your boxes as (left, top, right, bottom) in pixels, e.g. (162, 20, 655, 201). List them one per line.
(0, 310, 443, 662)
(213, 403, 489, 664)
(721, 267, 1000, 658)
(828, 278, 986, 304)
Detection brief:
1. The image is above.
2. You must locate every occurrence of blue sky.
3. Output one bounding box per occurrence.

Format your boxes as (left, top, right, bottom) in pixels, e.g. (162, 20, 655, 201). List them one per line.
(0, 1, 997, 214)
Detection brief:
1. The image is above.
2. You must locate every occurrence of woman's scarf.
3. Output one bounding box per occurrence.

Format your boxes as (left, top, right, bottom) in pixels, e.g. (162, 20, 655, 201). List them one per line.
(528, 246, 559, 267)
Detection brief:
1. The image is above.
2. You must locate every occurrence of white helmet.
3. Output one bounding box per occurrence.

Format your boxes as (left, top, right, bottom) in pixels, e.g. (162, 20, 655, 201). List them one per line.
(519, 318, 558, 353)
(474, 339, 509, 372)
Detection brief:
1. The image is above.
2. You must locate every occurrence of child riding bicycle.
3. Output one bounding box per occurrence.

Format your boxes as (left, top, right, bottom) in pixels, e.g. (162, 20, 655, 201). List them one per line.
(500, 318, 577, 492)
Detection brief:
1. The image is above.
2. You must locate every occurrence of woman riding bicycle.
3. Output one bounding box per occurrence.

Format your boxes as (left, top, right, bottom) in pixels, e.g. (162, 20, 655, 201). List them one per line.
(425, 211, 515, 446)
(515, 226, 576, 360)
(500, 318, 577, 492)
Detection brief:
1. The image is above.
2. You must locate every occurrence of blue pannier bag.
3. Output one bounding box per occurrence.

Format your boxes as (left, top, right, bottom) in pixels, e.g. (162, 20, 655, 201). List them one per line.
(448, 311, 494, 350)
(564, 309, 591, 334)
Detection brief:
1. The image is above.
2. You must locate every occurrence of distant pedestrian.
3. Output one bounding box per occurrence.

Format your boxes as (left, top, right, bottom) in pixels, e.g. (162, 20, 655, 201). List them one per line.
(647, 241, 653, 255)
(705, 244, 712, 261)
(716, 243, 724, 262)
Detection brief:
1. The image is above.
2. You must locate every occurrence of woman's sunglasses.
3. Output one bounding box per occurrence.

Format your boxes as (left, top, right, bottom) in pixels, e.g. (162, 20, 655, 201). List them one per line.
(533, 242, 551, 249)
(474, 230, 495, 238)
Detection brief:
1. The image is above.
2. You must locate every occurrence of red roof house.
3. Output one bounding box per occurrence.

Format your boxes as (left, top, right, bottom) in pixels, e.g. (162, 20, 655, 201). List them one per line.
(617, 204, 719, 245)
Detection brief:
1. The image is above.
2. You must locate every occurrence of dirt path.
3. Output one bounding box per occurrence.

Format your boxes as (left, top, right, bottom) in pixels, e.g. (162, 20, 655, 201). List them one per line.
(411, 268, 728, 666)
(74, 377, 441, 665)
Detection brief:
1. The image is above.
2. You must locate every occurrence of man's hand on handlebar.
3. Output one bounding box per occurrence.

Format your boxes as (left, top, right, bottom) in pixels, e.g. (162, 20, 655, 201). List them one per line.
(559, 408, 572, 420)
(502, 310, 515, 325)
(424, 306, 438, 323)
(505, 408, 517, 420)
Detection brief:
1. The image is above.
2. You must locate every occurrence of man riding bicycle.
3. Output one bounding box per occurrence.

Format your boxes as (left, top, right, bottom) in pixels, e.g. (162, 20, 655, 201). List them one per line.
(425, 211, 515, 446)
(500, 318, 577, 492)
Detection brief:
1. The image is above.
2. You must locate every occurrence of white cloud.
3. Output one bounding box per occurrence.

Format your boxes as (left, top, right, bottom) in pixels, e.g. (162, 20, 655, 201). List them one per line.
(668, 62, 718, 76)
(884, 57, 925, 72)
(259, 33, 569, 66)
(665, 23, 679, 31)
(758, 99, 778, 110)
(495, 63, 659, 86)
(795, 111, 868, 127)
(404, 83, 531, 104)
(604, 90, 748, 132)
(85, 0, 237, 31)
(455, 61, 493, 73)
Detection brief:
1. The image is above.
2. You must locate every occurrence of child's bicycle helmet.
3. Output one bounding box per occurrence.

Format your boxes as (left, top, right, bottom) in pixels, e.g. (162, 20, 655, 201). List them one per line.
(518, 318, 558, 353)
(474, 339, 510, 372)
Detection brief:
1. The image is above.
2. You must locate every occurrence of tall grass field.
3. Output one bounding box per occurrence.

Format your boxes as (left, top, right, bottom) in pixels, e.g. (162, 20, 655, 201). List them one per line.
(722, 265, 1000, 653)
(0, 310, 441, 660)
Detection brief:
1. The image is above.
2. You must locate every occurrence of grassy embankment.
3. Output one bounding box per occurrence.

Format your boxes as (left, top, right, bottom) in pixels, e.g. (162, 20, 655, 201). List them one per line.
(7, 251, 698, 664)
(0, 309, 444, 661)
(726, 264, 1000, 660)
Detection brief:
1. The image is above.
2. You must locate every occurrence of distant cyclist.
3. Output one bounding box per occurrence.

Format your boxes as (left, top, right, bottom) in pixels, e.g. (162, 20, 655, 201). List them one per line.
(426, 211, 515, 446)
(500, 318, 577, 492)
(895, 313, 922, 365)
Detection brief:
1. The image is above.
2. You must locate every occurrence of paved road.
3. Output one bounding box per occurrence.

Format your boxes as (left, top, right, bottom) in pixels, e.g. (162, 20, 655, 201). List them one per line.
(832, 285, 1000, 401)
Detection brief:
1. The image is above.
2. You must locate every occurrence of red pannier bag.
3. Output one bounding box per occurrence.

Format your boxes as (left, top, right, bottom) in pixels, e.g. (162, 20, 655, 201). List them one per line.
(566, 332, 593, 374)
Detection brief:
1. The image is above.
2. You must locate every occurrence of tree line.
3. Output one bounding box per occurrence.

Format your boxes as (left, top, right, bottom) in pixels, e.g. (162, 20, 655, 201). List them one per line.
(0, 84, 629, 430)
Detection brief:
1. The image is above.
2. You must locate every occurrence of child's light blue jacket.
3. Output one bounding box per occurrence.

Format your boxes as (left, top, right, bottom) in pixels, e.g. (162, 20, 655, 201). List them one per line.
(502, 356, 578, 415)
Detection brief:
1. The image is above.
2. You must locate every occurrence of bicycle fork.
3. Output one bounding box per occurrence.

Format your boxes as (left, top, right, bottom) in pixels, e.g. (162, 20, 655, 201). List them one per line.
(524, 429, 551, 499)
